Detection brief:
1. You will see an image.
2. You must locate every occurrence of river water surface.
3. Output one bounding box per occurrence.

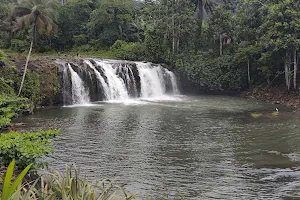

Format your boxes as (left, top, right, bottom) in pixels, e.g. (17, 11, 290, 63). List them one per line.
(17, 95, 300, 199)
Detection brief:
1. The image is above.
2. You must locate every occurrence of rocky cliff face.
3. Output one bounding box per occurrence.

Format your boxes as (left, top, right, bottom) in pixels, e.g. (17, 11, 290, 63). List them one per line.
(13, 58, 181, 106)
(14, 58, 62, 106)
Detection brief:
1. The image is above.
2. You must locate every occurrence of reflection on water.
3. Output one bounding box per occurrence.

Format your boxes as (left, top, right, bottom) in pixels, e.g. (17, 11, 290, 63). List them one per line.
(17, 95, 300, 199)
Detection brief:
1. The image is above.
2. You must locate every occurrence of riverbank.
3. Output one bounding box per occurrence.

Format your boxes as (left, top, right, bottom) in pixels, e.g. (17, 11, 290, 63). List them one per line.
(241, 85, 300, 108)
(3, 48, 300, 109)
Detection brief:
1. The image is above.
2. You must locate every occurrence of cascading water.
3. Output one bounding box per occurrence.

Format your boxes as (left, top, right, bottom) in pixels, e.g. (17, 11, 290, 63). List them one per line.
(166, 70, 180, 95)
(85, 60, 110, 99)
(95, 61, 129, 100)
(62, 59, 179, 105)
(136, 62, 166, 98)
(68, 64, 90, 104)
(62, 65, 71, 105)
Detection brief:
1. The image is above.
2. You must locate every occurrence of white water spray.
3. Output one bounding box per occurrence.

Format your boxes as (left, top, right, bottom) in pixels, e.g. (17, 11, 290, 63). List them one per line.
(95, 61, 129, 100)
(85, 60, 110, 100)
(68, 64, 90, 104)
(166, 70, 180, 94)
(137, 62, 167, 98)
(63, 59, 180, 104)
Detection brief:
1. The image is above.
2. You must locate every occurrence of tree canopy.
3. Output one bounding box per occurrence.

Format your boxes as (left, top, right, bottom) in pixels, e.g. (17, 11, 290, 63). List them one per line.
(1, 0, 300, 92)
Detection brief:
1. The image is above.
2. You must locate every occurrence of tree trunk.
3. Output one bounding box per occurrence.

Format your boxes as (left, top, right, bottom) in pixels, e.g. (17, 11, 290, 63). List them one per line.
(194, 0, 203, 52)
(247, 59, 251, 85)
(197, 0, 203, 25)
(172, 14, 175, 54)
(293, 47, 297, 90)
(18, 39, 33, 97)
(220, 34, 222, 56)
(285, 51, 291, 91)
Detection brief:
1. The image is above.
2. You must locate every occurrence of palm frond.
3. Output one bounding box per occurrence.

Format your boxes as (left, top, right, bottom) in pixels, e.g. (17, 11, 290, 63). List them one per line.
(41, 8, 56, 20)
(11, 7, 31, 19)
(45, 0, 61, 10)
(13, 13, 34, 32)
(36, 16, 46, 35)
(18, 0, 34, 9)
(38, 14, 57, 35)
(32, 0, 43, 6)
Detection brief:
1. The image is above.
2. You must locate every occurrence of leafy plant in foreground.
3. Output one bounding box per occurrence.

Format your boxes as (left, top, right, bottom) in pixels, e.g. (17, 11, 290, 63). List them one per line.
(36, 165, 137, 200)
(1, 160, 32, 200)
(0, 94, 31, 130)
(1, 163, 137, 200)
(0, 129, 59, 169)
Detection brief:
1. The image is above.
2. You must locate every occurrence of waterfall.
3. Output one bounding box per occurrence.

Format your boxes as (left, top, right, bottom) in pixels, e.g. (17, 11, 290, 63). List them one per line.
(85, 60, 110, 100)
(95, 61, 129, 100)
(62, 65, 71, 105)
(62, 59, 180, 104)
(166, 70, 179, 94)
(136, 62, 166, 98)
(68, 64, 90, 104)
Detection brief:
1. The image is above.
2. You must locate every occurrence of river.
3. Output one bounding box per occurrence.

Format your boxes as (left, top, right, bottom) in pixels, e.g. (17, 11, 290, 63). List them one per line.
(17, 95, 300, 199)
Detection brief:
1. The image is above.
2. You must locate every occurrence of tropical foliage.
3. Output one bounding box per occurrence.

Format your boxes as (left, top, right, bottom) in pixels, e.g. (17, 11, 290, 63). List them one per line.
(0, 161, 137, 200)
(0, 129, 59, 169)
(1, 0, 300, 91)
(0, 95, 31, 130)
(1, 160, 32, 200)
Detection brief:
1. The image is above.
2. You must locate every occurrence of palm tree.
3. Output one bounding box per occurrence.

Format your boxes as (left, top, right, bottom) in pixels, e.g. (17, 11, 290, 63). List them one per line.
(193, 0, 229, 51)
(193, 0, 231, 21)
(10, 0, 60, 96)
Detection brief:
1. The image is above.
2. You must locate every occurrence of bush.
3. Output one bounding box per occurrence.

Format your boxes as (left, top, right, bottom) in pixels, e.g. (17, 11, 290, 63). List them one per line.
(0, 95, 31, 129)
(0, 32, 11, 49)
(0, 129, 59, 169)
(0, 77, 14, 96)
(180, 53, 247, 91)
(75, 44, 94, 52)
(10, 39, 29, 53)
(17, 71, 42, 104)
(0, 49, 7, 61)
(73, 34, 88, 47)
(0, 164, 137, 200)
(111, 40, 146, 61)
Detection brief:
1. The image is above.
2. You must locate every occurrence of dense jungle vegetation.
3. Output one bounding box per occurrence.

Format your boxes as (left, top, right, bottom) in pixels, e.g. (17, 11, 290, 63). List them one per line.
(1, 0, 300, 92)
(1, 0, 300, 198)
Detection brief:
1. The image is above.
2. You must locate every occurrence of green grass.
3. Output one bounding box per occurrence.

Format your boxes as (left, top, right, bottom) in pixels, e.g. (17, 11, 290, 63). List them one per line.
(3, 49, 116, 60)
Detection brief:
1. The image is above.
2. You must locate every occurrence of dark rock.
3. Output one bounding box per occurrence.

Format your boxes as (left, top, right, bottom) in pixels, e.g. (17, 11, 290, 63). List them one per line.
(22, 105, 34, 115)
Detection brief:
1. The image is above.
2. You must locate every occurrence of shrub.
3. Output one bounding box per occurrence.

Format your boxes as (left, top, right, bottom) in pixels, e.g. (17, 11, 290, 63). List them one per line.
(0, 129, 60, 169)
(0, 49, 7, 61)
(111, 40, 146, 61)
(18, 71, 42, 104)
(1, 160, 32, 200)
(1, 164, 137, 200)
(73, 34, 88, 47)
(180, 53, 247, 91)
(75, 44, 94, 52)
(10, 39, 28, 53)
(0, 95, 31, 129)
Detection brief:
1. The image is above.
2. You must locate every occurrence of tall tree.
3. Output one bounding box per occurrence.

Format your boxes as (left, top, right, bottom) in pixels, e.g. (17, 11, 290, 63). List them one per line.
(8, 0, 60, 96)
(259, 0, 300, 90)
(55, 0, 92, 50)
(88, 0, 135, 47)
(193, 0, 229, 51)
